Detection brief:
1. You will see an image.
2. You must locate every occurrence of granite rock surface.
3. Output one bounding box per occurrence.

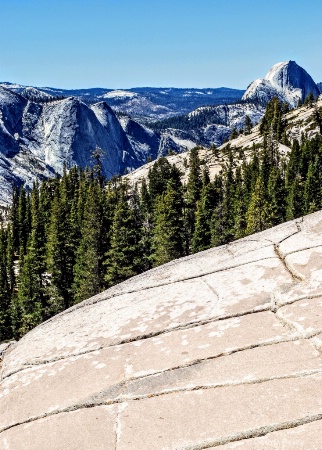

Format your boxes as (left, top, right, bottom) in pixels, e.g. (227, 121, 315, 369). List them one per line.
(1, 212, 322, 449)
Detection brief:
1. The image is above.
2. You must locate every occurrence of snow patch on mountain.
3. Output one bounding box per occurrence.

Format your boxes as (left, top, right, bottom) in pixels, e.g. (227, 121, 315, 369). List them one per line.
(102, 90, 138, 99)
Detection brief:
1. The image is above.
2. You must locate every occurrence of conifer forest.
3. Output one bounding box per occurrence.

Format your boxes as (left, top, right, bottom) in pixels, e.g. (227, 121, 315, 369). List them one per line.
(0, 97, 322, 341)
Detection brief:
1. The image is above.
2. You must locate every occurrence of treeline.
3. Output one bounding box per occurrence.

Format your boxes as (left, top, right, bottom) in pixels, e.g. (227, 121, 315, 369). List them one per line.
(0, 98, 322, 341)
(24, 94, 67, 103)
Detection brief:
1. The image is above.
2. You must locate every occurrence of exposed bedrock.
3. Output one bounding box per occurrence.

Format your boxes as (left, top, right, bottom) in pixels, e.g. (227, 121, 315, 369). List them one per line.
(1, 211, 322, 448)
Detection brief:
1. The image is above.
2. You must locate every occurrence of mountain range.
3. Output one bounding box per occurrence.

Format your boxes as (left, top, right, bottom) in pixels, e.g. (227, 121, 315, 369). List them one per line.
(0, 83, 244, 121)
(0, 60, 321, 204)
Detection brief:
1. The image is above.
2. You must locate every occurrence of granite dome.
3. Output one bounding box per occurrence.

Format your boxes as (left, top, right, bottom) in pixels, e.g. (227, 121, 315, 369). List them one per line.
(1, 211, 322, 448)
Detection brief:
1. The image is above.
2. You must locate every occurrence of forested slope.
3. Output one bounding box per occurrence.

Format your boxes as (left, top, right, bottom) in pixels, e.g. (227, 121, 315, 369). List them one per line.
(0, 96, 322, 341)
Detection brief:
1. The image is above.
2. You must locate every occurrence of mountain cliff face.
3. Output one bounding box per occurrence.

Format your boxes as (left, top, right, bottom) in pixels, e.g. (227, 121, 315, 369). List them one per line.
(0, 87, 142, 203)
(242, 61, 320, 107)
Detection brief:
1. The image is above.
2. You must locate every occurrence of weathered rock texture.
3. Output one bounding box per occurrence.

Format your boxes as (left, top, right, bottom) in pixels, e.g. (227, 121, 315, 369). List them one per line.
(1, 212, 322, 448)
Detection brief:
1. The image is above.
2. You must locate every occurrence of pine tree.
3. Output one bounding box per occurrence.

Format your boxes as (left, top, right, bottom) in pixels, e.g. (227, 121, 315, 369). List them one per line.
(285, 174, 305, 220)
(46, 190, 72, 315)
(266, 166, 286, 227)
(313, 107, 322, 134)
(185, 147, 202, 251)
(259, 97, 287, 141)
(104, 187, 143, 287)
(211, 153, 236, 245)
(17, 188, 30, 256)
(245, 176, 270, 235)
(230, 128, 238, 140)
(148, 157, 181, 202)
(233, 166, 247, 239)
(0, 229, 13, 341)
(151, 180, 184, 267)
(244, 115, 252, 135)
(191, 167, 217, 253)
(304, 91, 315, 107)
(73, 182, 105, 303)
(12, 182, 46, 337)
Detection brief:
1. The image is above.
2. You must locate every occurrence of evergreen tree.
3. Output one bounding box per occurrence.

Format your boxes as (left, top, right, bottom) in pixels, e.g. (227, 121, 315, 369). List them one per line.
(285, 174, 305, 221)
(46, 188, 73, 315)
(12, 182, 47, 337)
(185, 147, 202, 251)
(230, 127, 238, 140)
(233, 166, 247, 239)
(73, 182, 104, 303)
(245, 176, 270, 235)
(211, 153, 236, 245)
(151, 180, 184, 267)
(0, 229, 12, 341)
(313, 107, 322, 134)
(191, 168, 217, 253)
(304, 91, 315, 107)
(105, 187, 143, 287)
(259, 97, 287, 141)
(148, 157, 181, 203)
(244, 115, 252, 135)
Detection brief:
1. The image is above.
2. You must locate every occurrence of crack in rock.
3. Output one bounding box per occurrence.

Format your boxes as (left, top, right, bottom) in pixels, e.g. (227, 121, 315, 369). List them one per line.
(89, 368, 322, 406)
(1, 370, 321, 437)
(2, 305, 273, 380)
(178, 414, 322, 449)
(273, 244, 305, 281)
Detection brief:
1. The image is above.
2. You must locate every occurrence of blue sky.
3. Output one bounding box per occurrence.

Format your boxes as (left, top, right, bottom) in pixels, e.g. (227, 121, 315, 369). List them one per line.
(1, 0, 321, 89)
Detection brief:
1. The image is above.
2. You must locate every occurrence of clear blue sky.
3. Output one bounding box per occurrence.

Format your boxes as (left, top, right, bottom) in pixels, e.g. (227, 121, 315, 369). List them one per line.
(1, 0, 321, 89)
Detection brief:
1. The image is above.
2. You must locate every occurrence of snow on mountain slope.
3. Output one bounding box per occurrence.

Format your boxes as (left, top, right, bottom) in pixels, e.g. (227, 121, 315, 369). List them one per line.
(108, 94, 173, 121)
(243, 61, 320, 107)
(21, 86, 53, 101)
(102, 90, 138, 99)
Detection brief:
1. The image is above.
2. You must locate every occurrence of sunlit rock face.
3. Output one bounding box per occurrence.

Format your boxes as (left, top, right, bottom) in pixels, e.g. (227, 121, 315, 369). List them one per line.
(1, 211, 322, 449)
(0, 87, 140, 204)
(243, 60, 321, 107)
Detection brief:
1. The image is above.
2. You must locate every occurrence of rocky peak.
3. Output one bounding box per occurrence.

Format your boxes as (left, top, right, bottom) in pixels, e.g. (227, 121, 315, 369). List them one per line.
(243, 60, 320, 106)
